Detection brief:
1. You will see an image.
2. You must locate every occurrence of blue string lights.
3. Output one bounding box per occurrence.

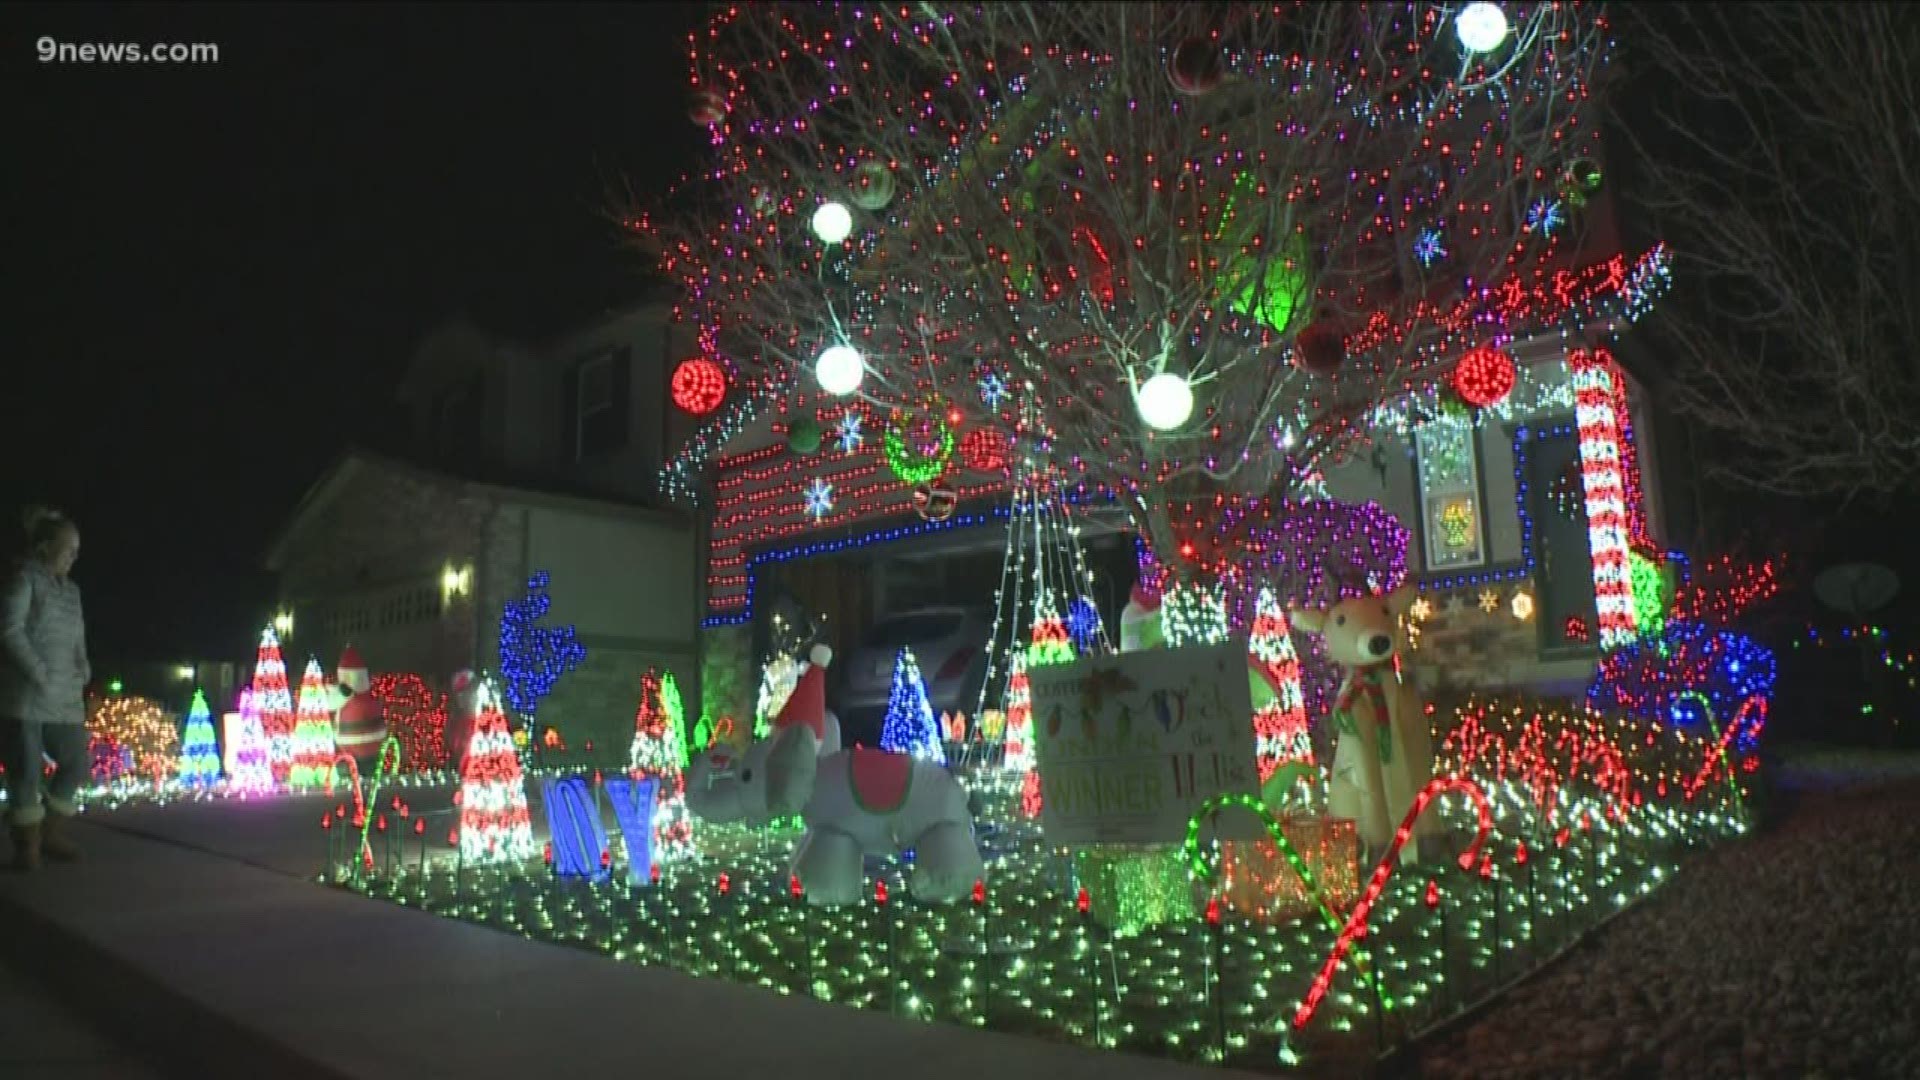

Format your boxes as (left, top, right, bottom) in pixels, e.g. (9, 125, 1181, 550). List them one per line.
(498, 571, 588, 718)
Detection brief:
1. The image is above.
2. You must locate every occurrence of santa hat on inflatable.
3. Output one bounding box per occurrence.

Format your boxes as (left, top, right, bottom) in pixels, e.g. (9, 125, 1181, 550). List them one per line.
(772, 645, 833, 744)
(337, 645, 371, 696)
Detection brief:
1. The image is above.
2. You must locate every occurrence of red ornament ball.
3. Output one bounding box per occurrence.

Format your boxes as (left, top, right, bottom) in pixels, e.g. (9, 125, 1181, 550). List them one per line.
(959, 428, 1011, 473)
(1292, 323, 1345, 375)
(670, 357, 727, 415)
(1168, 38, 1225, 95)
(1451, 346, 1517, 408)
(688, 89, 726, 126)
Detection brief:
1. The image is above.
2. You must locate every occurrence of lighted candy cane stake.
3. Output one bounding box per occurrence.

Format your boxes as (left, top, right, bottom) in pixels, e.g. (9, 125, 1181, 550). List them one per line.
(355, 737, 405, 875)
(1291, 776, 1493, 1033)
(1675, 692, 1766, 823)
(329, 753, 363, 876)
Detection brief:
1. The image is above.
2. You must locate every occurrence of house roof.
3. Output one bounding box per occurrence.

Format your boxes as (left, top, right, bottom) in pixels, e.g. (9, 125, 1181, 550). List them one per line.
(262, 448, 689, 572)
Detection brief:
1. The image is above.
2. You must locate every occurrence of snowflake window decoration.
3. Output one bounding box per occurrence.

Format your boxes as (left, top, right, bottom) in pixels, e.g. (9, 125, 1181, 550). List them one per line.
(803, 478, 835, 521)
(835, 411, 864, 453)
(1413, 228, 1448, 267)
(1525, 198, 1565, 237)
(978, 370, 1008, 411)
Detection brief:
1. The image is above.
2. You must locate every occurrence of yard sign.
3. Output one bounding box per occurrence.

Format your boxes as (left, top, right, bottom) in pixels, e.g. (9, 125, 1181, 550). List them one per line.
(1027, 642, 1257, 844)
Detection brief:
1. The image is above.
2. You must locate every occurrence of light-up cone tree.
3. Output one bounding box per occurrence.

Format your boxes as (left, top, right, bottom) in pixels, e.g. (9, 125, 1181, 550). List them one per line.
(228, 691, 273, 795)
(879, 648, 945, 765)
(629, 668, 694, 863)
(1027, 594, 1076, 668)
(1248, 588, 1312, 779)
(458, 682, 537, 865)
(288, 659, 338, 791)
(639, 2, 1643, 596)
(177, 688, 221, 790)
(249, 627, 296, 786)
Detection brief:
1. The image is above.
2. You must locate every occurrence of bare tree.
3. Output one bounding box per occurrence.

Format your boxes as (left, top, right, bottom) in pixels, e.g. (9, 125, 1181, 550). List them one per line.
(1617, 3, 1920, 501)
(639, 2, 1612, 581)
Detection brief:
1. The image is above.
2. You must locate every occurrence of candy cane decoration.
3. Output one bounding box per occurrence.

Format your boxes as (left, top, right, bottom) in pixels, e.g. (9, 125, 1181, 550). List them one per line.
(1184, 793, 1349, 942)
(1677, 693, 1765, 813)
(329, 752, 368, 865)
(355, 737, 405, 870)
(1183, 792, 1384, 998)
(1291, 775, 1493, 1032)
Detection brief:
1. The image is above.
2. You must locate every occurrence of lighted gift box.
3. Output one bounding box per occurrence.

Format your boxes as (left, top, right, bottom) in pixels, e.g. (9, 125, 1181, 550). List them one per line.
(1219, 815, 1361, 923)
(1072, 843, 1198, 935)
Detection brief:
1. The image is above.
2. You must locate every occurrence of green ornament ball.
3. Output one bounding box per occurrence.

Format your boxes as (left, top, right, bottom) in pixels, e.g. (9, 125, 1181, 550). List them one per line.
(787, 418, 822, 454)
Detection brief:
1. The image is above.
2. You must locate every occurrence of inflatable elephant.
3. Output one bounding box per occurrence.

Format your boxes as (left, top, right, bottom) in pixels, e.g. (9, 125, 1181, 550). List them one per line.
(685, 730, 984, 906)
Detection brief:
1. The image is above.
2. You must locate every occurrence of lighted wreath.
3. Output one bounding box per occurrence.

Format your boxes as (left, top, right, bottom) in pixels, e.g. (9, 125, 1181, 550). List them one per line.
(883, 401, 956, 485)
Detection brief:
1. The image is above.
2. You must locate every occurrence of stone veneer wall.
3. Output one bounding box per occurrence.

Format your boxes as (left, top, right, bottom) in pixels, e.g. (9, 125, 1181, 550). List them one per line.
(1404, 581, 1549, 694)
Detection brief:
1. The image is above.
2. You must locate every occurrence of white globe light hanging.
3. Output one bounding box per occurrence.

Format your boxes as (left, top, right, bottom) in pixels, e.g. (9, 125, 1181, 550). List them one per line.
(1456, 2, 1509, 54)
(811, 201, 854, 244)
(815, 345, 865, 396)
(1135, 372, 1194, 431)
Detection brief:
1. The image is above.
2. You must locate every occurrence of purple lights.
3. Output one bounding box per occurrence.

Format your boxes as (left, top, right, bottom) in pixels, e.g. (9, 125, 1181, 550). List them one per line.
(1141, 496, 1410, 619)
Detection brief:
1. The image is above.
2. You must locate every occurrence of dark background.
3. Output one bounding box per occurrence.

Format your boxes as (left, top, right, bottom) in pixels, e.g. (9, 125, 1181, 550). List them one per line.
(5, 3, 706, 659)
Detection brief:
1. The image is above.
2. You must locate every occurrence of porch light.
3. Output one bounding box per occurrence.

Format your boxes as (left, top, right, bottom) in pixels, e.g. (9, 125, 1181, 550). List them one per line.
(443, 562, 474, 605)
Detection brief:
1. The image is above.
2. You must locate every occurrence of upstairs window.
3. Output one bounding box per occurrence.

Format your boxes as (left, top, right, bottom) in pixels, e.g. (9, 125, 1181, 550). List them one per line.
(1414, 421, 1487, 571)
(570, 347, 630, 460)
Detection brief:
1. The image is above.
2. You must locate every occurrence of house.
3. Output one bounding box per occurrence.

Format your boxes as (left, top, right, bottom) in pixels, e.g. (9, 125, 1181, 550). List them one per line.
(661, 244, 1679, 723)
(263, 301, 703, 762)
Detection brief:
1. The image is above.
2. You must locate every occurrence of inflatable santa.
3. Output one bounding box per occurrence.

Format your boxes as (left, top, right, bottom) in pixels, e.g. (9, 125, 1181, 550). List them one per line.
(334, 646, 388, 767)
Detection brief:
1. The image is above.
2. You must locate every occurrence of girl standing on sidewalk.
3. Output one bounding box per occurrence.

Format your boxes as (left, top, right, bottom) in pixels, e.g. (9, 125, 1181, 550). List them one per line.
(1, 507, 91, 870)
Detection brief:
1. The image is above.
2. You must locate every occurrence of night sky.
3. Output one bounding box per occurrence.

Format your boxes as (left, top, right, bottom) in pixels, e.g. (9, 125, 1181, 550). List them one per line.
(8, 3, 707, 660)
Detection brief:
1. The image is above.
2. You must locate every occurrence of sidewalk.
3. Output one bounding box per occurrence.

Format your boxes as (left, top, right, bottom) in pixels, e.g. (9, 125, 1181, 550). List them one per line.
(0, 804, 1271, 1080)
(0, 957, 159, 1079)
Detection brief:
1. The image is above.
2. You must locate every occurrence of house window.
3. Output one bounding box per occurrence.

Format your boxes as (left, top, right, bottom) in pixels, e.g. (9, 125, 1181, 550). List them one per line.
(436, 374, 483, 460)
(1414, 421, 1486, 571)
(572, 349, 629, 460)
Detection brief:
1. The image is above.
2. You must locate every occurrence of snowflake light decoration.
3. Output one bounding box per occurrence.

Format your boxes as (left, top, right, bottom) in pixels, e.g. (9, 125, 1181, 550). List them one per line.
(1413, 228, 1448, 267)
(835, 411, 864, 453)
(803, 478, 834, 521)
(978, 370, 1008, 411)
(1525, 199, 1565, 237)
(1478, 588, 1502, 613)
